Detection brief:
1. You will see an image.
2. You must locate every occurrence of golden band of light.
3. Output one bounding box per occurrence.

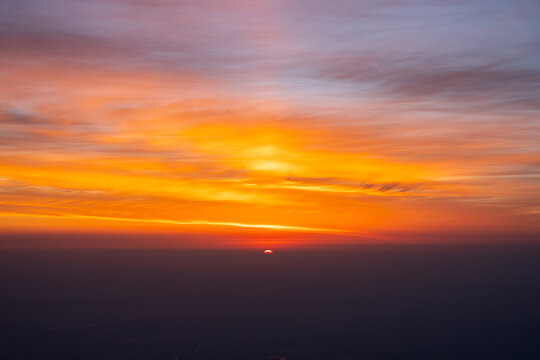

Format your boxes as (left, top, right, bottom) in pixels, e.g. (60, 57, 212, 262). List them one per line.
(1, 212, 346, 233)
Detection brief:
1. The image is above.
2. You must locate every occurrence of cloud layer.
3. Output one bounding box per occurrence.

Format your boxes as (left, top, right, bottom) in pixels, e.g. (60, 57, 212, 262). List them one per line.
(1, 0, 539, 239)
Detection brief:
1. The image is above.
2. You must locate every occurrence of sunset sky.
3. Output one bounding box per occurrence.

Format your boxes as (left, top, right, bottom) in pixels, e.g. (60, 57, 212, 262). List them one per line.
(1, 0, 539, 246)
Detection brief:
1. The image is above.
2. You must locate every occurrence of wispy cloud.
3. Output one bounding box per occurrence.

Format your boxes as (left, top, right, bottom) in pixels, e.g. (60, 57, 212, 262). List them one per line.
(0, 212, 345, 233)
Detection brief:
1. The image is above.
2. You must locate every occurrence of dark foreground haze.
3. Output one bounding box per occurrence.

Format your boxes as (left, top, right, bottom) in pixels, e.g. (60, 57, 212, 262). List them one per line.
(1, 245, 540, 359)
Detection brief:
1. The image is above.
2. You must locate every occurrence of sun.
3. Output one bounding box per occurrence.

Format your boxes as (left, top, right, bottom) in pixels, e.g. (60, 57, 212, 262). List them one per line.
(263, 249, 273, 254)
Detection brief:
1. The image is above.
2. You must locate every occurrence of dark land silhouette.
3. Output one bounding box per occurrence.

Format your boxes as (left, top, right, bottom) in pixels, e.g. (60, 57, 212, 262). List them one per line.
(1, 244, 540, 359)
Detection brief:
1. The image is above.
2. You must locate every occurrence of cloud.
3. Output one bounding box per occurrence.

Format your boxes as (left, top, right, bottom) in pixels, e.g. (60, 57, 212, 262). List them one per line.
(315, 60, 540, 112)
(0, 0, 539, 235)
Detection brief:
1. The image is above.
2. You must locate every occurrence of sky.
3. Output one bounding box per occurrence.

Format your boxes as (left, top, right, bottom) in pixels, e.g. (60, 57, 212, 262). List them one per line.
(1, 0, 539, 246)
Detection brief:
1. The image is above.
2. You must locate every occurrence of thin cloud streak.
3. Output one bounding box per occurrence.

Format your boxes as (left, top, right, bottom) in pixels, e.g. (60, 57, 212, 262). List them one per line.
(0, 212, 345, 233)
